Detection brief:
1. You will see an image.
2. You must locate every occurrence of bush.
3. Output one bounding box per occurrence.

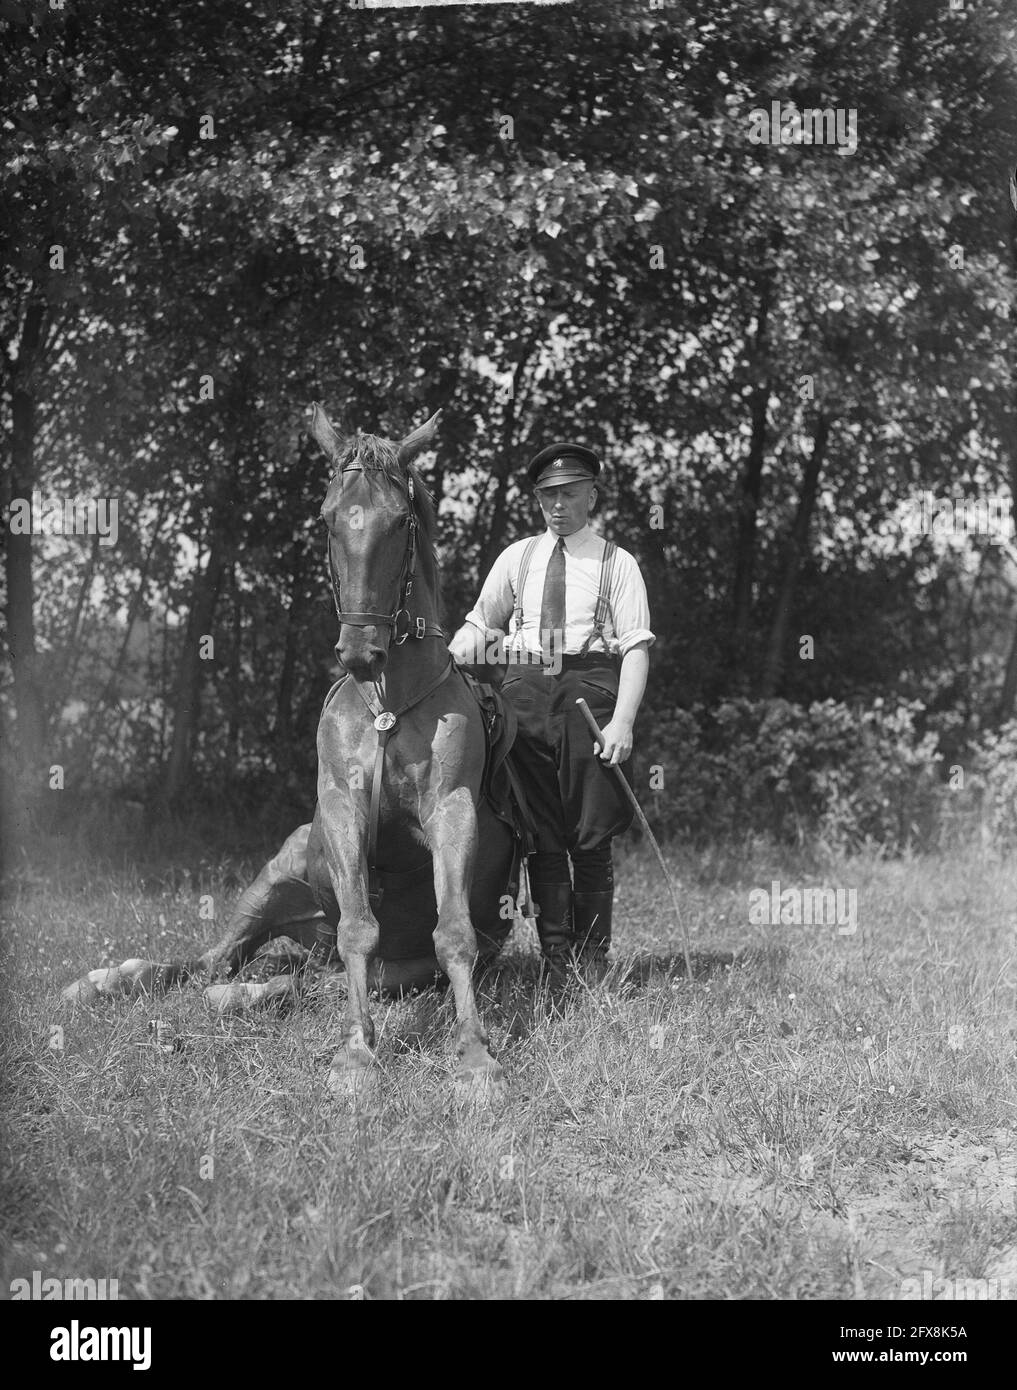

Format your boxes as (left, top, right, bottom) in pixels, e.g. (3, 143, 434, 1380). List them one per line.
(636, 698, 945, 852)
(967, 721, 1017, 846)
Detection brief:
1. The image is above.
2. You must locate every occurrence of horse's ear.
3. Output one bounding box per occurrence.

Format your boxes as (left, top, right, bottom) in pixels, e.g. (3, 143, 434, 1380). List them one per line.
(309, 402, 345, 459)
(397, 409, 442, 468)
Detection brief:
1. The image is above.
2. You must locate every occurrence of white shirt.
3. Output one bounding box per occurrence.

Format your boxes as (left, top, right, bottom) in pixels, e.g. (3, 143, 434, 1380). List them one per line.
(464, 524, 655, 658)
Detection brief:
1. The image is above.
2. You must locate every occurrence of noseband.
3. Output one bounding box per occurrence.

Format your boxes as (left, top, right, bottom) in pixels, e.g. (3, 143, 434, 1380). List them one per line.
(326, 461, 444, 644)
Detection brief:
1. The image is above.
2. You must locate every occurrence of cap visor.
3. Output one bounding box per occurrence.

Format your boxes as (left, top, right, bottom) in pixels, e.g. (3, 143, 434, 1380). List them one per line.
(535, 470, 595, 487)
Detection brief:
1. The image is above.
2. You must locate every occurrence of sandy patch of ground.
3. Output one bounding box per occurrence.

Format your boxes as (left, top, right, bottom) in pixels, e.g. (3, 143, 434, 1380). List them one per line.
(546, 1125, 1015, 1298)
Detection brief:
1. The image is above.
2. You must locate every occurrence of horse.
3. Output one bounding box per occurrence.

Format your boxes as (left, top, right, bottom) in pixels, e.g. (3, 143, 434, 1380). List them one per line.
(63, 405, 524, 1098)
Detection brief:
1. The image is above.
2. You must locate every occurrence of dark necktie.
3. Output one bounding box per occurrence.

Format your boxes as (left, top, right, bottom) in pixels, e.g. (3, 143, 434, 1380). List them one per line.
(540, 536, 566, 661)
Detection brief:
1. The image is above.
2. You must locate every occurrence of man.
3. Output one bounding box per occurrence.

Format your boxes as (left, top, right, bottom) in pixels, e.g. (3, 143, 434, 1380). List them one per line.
(448, 441, 654, 979)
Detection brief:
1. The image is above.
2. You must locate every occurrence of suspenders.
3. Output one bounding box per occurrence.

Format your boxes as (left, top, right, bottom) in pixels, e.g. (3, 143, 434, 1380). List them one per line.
(510, 536, 617, 657)
(511, 538, 541, 641)
(578, 540, 617, 657)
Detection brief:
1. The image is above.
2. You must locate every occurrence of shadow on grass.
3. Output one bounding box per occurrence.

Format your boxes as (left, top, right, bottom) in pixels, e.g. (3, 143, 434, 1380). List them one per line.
(620, 943, 789, 986)
(234, 938, 788, 998)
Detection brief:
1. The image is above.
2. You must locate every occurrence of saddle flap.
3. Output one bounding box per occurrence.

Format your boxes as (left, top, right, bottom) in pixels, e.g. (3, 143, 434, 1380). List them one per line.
(457, 668, 533, 850)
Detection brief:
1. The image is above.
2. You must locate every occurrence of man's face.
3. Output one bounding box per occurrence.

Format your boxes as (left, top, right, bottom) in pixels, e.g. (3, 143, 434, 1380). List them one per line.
(535, 479, 597, 536)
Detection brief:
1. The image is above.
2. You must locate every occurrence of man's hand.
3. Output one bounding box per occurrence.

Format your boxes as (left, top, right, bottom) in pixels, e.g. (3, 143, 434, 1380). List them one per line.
(596, 717, 633, 766)
(449, 623, 507, 685)
(448, 623, 487, 665)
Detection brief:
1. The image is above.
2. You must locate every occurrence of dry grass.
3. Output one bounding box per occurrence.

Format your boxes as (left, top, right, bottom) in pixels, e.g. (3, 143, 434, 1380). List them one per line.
(2, 834, 1015, 1300)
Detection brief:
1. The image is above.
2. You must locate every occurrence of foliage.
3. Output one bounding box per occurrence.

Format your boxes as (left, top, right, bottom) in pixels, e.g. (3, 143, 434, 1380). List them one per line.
(968, 720, 1017, 846)
(638, 697, 946, 852)
(2, 0, 1016, 822)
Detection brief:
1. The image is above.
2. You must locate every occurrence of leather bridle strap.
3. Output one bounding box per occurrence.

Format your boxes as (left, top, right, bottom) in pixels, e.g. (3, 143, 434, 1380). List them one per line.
(328, 466, 444, 642)
(352, 657, 456, 909)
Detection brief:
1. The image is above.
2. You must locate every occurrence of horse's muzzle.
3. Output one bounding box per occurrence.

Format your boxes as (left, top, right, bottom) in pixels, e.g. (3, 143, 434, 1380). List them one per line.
(337, 625, 389, 678)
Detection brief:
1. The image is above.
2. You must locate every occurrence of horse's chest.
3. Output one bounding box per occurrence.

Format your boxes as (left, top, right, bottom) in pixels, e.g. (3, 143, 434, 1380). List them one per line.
(318, 722, 474, 832)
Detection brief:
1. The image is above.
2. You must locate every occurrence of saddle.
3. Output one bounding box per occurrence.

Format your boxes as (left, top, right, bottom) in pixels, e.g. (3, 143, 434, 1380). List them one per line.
(457, 665, 536, 857)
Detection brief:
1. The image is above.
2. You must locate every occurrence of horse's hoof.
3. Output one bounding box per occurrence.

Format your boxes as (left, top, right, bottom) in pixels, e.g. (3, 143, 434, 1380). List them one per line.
(76, 966, 133, 998)
(118, 959, 158, 995)
(326, 1068, 378, 1098)
(62, 975, 101, 1006)
(205, 983, 247, 1013)
(326, 1041, 378, 1097)
(204, 978, 296, 1014)
(454, 1058, 507, 1105)
(326, 1062, 379, 1099)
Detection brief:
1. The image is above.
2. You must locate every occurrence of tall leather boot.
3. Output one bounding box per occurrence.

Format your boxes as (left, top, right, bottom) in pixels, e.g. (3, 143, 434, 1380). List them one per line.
(572, 890, 613, 979)
(531, 881, 574, 988)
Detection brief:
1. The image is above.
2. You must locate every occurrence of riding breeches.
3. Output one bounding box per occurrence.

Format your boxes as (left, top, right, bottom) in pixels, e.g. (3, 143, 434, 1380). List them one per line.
(500, 657, 634, 862)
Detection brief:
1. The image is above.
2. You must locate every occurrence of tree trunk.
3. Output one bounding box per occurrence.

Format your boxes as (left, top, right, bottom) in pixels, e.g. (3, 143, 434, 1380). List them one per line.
(478, 471, 511, 581)
(4, 299, 47, 781)
(997, 450, 1017, 723)
(760, 414, 831, 697)
(53, 533, 100, 718)
(90, 497, 168, 721)
(70, 495, 169, 785)
(161, 530, 231, 804)
(729, 274, 774, 688)
(996, 221, 1017, 724)
(227, 562, 241, 763)
(157, 605, 171, 766)
(273, 539, 305, 756)
(477, 334, 542, 578)
(160, 418, 249, 806)
(998, 616, 1017, 723)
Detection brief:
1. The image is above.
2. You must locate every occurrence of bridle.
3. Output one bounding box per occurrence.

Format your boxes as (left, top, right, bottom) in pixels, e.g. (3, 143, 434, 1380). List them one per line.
(325, 459, 445, 644)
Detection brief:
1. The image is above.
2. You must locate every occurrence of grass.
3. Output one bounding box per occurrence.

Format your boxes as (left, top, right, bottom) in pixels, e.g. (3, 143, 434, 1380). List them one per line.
(1, 828, 1015, 1300)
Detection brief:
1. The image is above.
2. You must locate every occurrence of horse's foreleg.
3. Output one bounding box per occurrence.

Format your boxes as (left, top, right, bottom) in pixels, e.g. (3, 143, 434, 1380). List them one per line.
(426, 792, 505, 1096)
(317, 796, 379, 1094)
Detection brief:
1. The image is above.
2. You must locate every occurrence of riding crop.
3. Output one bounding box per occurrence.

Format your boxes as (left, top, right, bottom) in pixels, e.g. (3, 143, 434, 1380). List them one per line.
(575, 698, 695, 982)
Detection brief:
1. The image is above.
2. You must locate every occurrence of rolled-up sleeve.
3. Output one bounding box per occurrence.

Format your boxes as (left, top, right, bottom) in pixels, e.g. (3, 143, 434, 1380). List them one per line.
(462, 541, 520, 638)
(611, 548, 655, 655)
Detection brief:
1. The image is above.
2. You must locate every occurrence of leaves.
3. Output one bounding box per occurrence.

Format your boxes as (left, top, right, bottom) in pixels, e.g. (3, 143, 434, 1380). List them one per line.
(3, 0, 1016, 791)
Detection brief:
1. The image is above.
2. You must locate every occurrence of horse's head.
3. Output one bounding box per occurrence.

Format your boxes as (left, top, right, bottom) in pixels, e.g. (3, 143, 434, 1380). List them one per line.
(310, 402, 441, 679)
